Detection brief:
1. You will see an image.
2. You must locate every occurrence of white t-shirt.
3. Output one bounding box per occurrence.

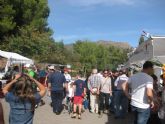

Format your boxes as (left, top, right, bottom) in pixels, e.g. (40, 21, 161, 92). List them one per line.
(67, 81, 74, 97)
(128, 72, 153, 109)
(64, 73, 71, 82)
(114, 74, 128, 90)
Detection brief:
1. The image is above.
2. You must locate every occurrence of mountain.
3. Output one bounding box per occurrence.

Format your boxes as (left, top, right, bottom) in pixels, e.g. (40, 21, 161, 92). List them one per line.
(96, 40, 131, 49)
(65, 40, 131, 50)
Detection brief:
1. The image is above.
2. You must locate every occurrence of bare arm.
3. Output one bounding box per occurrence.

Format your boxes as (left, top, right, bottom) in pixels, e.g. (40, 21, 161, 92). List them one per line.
(122, 81, 131, 99)
(73, 84, 76, 96)
(29, 76, 46, 97)
(146, 88, 154, 103)
(64, 83, 68, 92)
(48, 83, 51, 91)
(3, 74, 21, 95)
(109, 78, 112, 96)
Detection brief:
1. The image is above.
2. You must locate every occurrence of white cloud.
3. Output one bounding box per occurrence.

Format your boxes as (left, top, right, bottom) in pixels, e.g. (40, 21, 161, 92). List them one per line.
(65, 0, 136, 6)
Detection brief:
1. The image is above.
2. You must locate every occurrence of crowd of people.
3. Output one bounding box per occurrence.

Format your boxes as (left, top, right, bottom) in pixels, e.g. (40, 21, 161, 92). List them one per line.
(0, 61, 165, 124)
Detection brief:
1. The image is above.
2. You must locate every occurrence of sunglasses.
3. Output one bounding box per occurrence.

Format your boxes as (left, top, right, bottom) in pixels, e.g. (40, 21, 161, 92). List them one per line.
(104, 73, 108, 74)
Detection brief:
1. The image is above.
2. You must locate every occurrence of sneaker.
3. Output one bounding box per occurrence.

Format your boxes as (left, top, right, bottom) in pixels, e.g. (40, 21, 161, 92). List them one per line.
(35, 104, 38, 108)
(104, 110, 111, 116)
(78, 114, 81, 119)
(55, 111, 61, 115)
(90, 110, 94, 113)
(71, 113, 76, 118)
(98, 111, 103, 118)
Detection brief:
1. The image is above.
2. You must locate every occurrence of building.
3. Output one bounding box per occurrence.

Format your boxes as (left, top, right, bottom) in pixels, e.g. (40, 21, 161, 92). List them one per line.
(123, 36, 165, 82)
(124, 36, 165, 68)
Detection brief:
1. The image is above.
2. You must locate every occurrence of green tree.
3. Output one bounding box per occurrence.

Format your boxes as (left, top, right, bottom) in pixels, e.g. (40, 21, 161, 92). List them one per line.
(0, 0, 16, 39)
(73, 40, 128, 72)
(0, 0, 65, 64)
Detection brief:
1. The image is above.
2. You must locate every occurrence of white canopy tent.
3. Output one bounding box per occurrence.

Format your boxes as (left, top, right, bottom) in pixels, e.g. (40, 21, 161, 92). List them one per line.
(0, 50, 34, 65)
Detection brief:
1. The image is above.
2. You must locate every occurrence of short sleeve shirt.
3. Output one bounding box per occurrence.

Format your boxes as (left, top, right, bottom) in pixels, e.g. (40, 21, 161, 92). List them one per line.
(48, 71, 66, 91)
(28, 70, 35, 78)
(74, 79, 86, 96)
(128, 72, 153, 109)
(5, 92, 41, 124)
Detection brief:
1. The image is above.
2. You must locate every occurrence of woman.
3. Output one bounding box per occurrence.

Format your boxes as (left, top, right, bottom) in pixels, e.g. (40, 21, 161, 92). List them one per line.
(3, 74, 46, 124)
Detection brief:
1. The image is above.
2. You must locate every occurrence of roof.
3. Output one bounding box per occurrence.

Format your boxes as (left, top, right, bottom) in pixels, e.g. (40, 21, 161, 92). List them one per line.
(0, 50, 33, 64)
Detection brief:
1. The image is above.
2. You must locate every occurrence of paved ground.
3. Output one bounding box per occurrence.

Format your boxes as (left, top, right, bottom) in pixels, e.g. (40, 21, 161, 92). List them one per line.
(0, 102, 4, 124)
(1, 96, 134, 124)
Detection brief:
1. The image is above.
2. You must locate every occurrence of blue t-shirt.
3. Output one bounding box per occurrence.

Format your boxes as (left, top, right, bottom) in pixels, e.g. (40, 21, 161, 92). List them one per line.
(48, 71, 66, 91)
(5, 92, 41, 124)
(74, 79, 86, 96)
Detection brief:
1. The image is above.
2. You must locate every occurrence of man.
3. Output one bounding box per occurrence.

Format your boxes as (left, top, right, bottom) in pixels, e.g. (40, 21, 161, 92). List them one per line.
(114, 70, 129, 119)
(24, 64, 35, 78)
(122, 61, 154, 124)
(48, 66, 67, 115)
(88, 69, 101, 113)
(110, 70, 119, 112)
(99, 70, 112, 118)
(71, 74, 86, 119)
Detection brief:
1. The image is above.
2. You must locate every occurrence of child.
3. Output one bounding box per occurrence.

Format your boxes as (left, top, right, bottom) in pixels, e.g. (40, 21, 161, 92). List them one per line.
(66, 80, 74, 114)
(71, 74, 86, 119)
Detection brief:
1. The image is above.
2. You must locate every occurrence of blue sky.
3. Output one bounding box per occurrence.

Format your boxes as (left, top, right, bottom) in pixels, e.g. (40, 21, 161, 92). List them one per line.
(48, 0, 165, 47)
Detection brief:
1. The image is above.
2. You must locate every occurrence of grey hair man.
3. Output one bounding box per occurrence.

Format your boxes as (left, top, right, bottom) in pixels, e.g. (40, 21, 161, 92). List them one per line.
(88, 69, 101, 113)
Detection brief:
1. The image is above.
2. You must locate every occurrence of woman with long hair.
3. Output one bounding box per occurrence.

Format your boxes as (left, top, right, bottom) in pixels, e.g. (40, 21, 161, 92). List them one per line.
(3, 74, 46, 124)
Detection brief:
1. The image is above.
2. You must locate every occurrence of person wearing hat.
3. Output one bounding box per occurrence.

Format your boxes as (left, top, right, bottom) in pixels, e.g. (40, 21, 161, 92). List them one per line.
(48, 66, 67, 115)
(24, 64, 35, 78)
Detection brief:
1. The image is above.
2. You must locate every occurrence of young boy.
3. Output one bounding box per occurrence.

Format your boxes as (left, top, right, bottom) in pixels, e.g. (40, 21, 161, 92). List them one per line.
(71, 74, 86, 119)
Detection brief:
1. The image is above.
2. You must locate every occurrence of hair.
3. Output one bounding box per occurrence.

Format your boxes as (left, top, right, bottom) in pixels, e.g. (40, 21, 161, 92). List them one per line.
(77, 73, 82, 77)
(13, 66, 19, 72)
(12, 76, 36, 111)
(92, 69, 98, 74)
(103, 69, 109, 73)
(143, 61, 153, 69)
(151, 74, 158, 81)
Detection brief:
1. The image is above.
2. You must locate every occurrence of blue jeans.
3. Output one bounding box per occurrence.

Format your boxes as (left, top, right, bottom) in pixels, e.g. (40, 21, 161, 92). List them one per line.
(132, 106, 150, 124)
(51, 91, 64, 113)
(109, 91, 115, 112)
(114, 90, 128, 118)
